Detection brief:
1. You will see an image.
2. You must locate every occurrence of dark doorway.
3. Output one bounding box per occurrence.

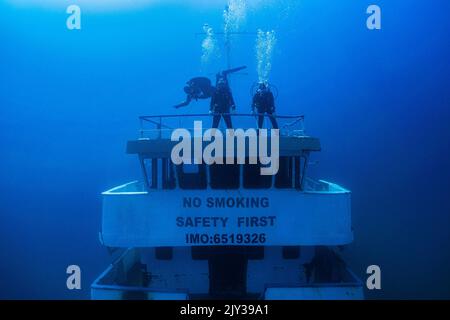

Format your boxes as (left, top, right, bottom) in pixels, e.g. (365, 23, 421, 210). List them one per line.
(208, 248, 248, 298)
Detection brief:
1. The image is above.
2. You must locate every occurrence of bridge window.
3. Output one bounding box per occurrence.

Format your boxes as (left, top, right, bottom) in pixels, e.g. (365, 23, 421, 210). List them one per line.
(139, 157, 176, 190)
(176, 164, 207, 189)
(209, 162, 240, 189)
(243, 160, 272, 189)
(275, 157, 293, 188)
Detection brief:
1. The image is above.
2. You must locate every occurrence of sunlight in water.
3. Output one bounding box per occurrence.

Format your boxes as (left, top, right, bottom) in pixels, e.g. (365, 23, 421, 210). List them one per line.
(256, 29, 276, 84)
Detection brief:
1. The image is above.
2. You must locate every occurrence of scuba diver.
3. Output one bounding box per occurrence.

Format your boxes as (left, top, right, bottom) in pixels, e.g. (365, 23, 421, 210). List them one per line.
(174, 77, 214, 109)
(251, 82, 279, 129)
(174, 66, 247, 129)
(210, 71, 236, 129)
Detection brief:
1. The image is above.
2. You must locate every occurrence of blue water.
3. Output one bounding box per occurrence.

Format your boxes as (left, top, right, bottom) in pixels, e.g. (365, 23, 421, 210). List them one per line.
(1, 0, 449, 299)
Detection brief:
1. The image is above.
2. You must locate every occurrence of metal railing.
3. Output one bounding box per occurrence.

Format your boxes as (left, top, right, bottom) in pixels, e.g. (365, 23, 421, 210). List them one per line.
(138, 113, 305, 139)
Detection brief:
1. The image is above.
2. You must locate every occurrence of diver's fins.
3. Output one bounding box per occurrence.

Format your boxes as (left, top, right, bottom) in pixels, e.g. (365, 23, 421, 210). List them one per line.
(222, 65, 247, 75)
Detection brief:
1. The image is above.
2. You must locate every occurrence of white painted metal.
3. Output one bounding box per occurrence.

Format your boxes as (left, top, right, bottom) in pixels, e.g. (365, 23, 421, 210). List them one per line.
(101, 180, 352, 247)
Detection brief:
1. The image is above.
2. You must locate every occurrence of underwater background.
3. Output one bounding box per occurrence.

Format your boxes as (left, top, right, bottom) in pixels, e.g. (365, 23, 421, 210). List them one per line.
(0, 0, 449, 299)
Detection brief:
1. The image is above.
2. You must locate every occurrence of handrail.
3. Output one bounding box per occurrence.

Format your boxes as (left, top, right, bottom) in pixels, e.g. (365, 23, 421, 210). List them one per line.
(141, 117, 173, 130)
(138, 113, 306, 138)
(139, 113, 304, 121)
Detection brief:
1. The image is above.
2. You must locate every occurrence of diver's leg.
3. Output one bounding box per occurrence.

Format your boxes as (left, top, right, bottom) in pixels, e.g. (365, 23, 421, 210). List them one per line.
(268, 112, 279, 129)
(223, 114, 233, 129)
(212, 114, 221, 128)
(257, 114, 264, 129)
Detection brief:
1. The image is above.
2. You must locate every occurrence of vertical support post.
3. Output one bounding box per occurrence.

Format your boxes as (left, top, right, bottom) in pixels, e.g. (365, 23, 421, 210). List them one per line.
(300, 153, 309, 190)
(162, 158, 168, 189)
(168, 161, 176, 189)
(289, 156, 294, 188)
(294, 156, 301, 189)
(151, 158, 158, 189)
(139, 155, 150, 191)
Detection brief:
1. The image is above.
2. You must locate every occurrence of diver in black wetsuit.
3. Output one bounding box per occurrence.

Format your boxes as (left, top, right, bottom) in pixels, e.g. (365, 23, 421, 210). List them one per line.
(252, 82, 278, 129)
(174, 66, 246, 128)
(174, 77, 214, 109)
(210, 73, 236, 129)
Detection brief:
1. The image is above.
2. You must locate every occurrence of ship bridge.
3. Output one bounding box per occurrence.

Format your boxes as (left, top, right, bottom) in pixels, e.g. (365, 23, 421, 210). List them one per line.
(100, 114, 353, 248)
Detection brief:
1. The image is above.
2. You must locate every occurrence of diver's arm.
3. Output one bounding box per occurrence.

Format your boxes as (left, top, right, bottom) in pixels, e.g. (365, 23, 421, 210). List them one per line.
(268, 92, 275, 113)
(251, 94, 257, 113)
(173, 95, 192, 109)
(228, 91, 236, 111)
(174, 102, 187, 109)
(209, 95, 215, 113)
